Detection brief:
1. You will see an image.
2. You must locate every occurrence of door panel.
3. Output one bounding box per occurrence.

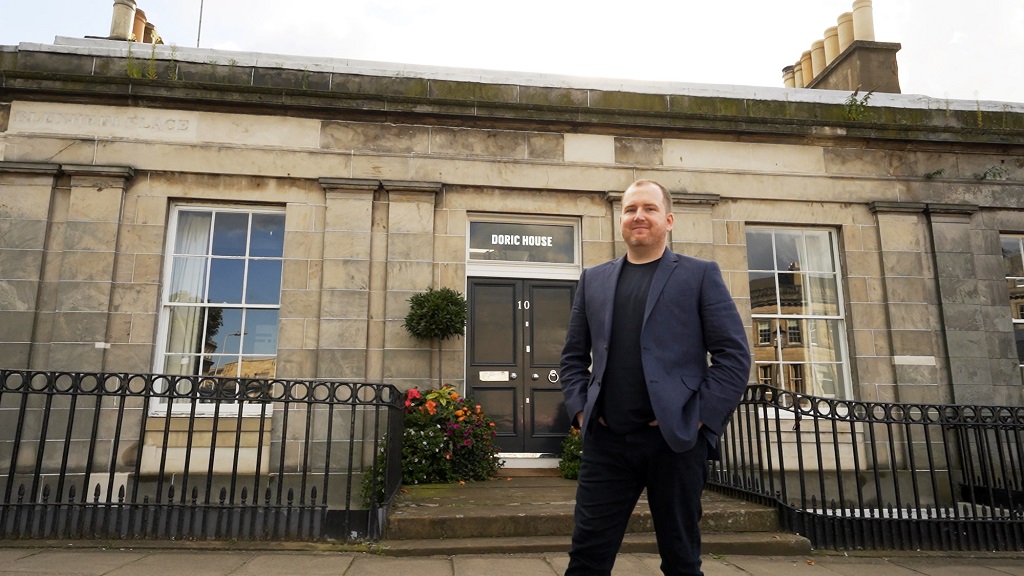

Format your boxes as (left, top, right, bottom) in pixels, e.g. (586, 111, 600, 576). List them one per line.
(467, 278, 575, 454)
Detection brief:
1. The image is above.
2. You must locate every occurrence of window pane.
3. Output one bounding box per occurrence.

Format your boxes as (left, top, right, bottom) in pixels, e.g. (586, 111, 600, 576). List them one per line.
(1015, 324, 1024, 362)
(163, 354, 199, 376)
(774, 230, 804, 272)
(243, 309, 279, 355)
(251, 213, 285, 257)
(208, 258, 245, 303)
(204, 354, 238, 377)
(169, 256, 207, 303)
(810, 320, 844, 363)
(174, 211, 211, 255)
(777, 273, 803, 312)
(238, 357, 277, 378)
(805, 273, 840, 316)
(746, 230, 774, 270)
(165, 307, 205, 355)
(246, 260, 283, 305)
(811, 364, 842, 397)
(749, 271, 778, 314)
(212, 212, 248, 256)
(208, 308, 243, 355)
(804, 230, 835, 272)
(1002, 237, 1023, 277)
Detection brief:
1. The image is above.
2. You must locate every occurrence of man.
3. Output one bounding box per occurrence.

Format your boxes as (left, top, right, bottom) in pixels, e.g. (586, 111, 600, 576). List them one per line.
(560, 179, 751, 576)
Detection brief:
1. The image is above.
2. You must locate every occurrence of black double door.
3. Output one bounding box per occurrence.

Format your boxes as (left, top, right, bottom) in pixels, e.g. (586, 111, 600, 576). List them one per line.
(466, 278, 575, 453)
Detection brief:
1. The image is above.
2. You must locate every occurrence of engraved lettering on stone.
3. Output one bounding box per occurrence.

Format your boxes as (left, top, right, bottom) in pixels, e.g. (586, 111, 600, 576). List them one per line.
(15, 111, 194, 133)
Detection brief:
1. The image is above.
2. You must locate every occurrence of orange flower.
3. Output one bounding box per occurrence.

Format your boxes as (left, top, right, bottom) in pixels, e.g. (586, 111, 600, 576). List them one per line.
(425, 400, 437, 415)
(450, 392, 459, 401)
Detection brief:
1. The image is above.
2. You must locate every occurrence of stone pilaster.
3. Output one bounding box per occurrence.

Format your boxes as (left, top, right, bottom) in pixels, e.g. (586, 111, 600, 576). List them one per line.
(0, 162, 60, 368)
(275, 194, 326, 379)
(46, 165, 134, 372)
(927, 203, 1017, 405)
(382, 181, 441, 391)
(869, 202, 942, 404)
(317, 178, 377, 380)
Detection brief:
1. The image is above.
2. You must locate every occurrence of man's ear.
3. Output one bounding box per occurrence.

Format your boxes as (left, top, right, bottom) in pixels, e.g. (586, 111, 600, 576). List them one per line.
(666, 212, 674, 230)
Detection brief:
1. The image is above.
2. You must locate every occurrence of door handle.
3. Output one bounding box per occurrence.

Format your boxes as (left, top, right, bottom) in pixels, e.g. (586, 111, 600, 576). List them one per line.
(531, 373, 539, 380)
(548, 370, 559, 383)
(510, 372, 517, 380)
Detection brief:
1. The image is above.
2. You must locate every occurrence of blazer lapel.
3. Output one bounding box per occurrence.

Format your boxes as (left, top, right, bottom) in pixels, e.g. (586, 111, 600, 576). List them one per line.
(599, 256, 626, 342)
(643, 249, 678, 326)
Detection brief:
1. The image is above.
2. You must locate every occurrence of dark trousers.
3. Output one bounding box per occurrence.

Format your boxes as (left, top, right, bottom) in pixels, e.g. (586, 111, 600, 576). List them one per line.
(565, 423, 709, 576)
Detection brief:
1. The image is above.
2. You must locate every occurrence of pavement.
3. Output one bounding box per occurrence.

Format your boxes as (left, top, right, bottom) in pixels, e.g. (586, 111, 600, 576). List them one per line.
(1, 545, 1023, 575)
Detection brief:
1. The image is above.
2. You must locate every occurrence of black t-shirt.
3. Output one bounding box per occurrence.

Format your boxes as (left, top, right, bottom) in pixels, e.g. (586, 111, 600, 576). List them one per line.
(598, 258, 659, 433)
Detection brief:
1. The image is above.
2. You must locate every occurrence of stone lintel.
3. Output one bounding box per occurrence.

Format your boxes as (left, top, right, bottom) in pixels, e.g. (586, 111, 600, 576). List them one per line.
(869, 201, 926, 214)
(319, 177, 380, 193)
(0, 161, 61, 175)
(926, 203, 980, 217)
(61, 164, 135, 180)
(381, 180, 443, 195)
(605, 190, 720, 207)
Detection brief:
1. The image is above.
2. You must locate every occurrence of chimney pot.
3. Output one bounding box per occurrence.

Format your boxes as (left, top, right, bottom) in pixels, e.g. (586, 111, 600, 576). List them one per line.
(837, 12, 854, 51)
(782, 66, 796, 88)
(132, 8, 147, 42)
(108, 0, 136, 41)
(811, 40, 826, 77)
(852, 0, 875, 41)
(823, 26, 840, 64)
(799, 51, 813, 87)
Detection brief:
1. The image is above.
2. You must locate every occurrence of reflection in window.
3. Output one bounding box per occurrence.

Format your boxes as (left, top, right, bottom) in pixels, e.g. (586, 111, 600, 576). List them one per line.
(746, 227, 849, 398)
(159, 207, 284, 409)
(1001, 235, 1024, 383)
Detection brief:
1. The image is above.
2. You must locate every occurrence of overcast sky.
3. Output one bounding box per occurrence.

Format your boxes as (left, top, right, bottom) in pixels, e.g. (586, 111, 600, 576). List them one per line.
(2, 1, 1022, 104)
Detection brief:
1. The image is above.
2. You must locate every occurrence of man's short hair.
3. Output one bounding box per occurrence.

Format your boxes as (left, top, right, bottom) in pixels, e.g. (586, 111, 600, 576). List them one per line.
(627, 179, 673, 213)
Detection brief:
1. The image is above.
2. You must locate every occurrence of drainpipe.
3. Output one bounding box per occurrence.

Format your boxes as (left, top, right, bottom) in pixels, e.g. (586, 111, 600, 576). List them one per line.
(109, 0, 137, 41)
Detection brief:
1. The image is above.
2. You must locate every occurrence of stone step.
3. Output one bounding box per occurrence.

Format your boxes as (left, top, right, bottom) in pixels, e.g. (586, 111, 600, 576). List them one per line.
(386, 477, 781, 541)
(376, 531, 812, 557)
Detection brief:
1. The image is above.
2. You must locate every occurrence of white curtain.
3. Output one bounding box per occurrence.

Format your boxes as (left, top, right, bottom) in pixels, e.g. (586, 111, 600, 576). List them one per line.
(164, 211, 211, 376)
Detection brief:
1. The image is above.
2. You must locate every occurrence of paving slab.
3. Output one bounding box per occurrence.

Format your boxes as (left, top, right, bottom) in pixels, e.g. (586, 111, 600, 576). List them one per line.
(231, 552, 354, 575)
(0, 549, 148, 575)
(103, 551, 252, 576)
(452, 554, 560, 576)
(345, 554, 453, 576)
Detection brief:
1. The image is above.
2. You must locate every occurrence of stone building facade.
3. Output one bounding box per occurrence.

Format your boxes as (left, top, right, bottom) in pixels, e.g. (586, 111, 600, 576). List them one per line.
(1, 37, 1022, 458)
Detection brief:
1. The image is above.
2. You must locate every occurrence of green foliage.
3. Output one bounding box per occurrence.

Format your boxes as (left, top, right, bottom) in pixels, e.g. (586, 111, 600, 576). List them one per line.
(843, 89, 873, 121)
(146, 43, 158, 79)
(404, 287, 468, 387)
(362, 385, 503, 506)
(125, 41, 142, 78)
(558, 427, 583, 480)
(974, 165, 1009, 181)
(403, 287, 467, 342)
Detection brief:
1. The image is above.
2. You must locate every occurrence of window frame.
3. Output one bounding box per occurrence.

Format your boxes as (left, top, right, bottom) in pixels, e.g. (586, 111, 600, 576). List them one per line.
(746, 226, 853, 400)
(1001, 234, 1024, 384)
(153, 204, 286, 416)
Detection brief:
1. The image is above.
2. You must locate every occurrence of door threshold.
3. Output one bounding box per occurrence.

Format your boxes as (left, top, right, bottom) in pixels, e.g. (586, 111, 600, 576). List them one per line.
(499, 453, 559, 468)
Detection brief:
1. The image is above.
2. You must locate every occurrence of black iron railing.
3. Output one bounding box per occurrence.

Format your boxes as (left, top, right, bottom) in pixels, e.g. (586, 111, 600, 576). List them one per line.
(0, 369, 404, 541)
(709, 385, 1024, 551)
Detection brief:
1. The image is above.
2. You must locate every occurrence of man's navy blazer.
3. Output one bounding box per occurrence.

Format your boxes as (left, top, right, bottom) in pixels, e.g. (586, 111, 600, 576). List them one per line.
(560, 248, 751, 454)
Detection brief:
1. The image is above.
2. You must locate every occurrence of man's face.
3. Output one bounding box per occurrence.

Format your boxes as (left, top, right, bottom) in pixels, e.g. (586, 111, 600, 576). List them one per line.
(620, 183, 673, 249)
